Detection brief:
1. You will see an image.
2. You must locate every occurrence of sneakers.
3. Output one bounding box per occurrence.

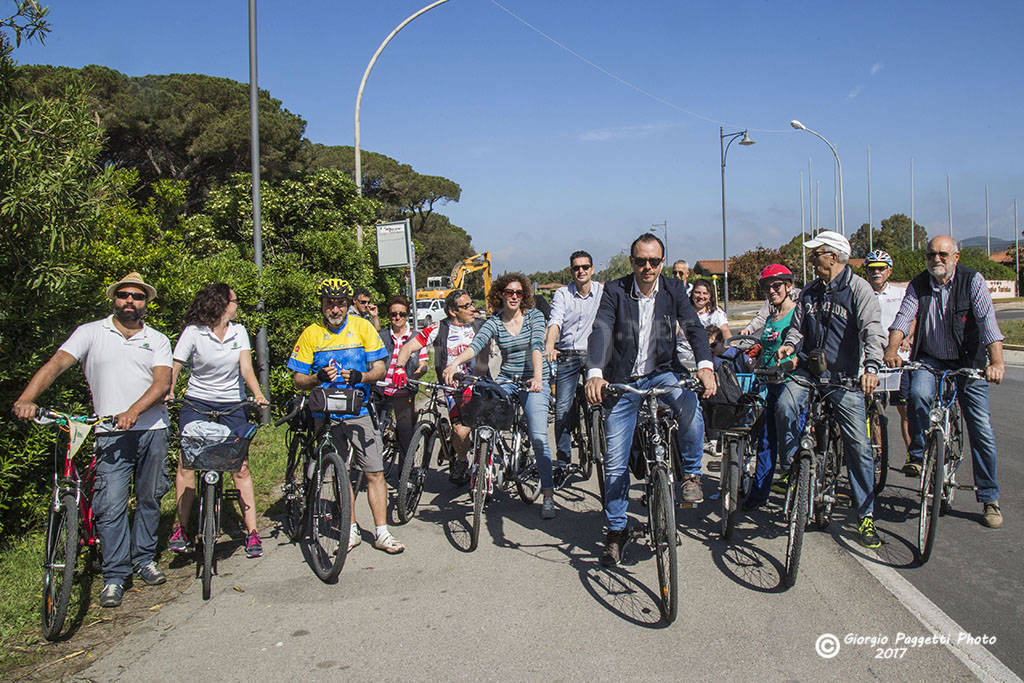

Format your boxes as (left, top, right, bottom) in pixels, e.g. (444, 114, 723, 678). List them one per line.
(449, 458, 470, 486)
(541, 497, 556, 519)
(373, 530, 405, 554)
(134, 561, 167, 586)
(680, 474, 703, 504)
(902, 460, 922, 477)
(600, 529, 628, 567)
(981, 502, 1003, 529)
(858, 516, 882, 549)
(245, 530, 263, 558)
(771, 471, 790, 494)
(99, 583, 124, 608)
(349, 525, 362, 551)
(168, 524, 191, 553)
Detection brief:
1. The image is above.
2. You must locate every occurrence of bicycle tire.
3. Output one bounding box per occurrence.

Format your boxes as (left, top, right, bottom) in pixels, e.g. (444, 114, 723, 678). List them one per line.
(590, 407, 606, 506)
(917, 434, 943, 565)
(306, 451, 352, 582)
(514, 424, 542, 504)
(949, 400, 965, 461)
(283, 435, 306, 542)
(719, 438, 740, 540)
(784, 457, 810, 588)
(397, 422, 436, 524)
(651, 468, 678, 623)
(201, 482, 217, 600)
(41, 493, 78, 640)
(575, 393, 593, 480)
(469, 441, 487, 552)
(870, 411, 889, 495)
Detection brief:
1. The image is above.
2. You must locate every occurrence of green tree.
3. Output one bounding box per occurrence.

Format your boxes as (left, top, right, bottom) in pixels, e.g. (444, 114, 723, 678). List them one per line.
(849, 213, 928, 258)
(724, 247, 797, 300)
(596, 251, 632, 282)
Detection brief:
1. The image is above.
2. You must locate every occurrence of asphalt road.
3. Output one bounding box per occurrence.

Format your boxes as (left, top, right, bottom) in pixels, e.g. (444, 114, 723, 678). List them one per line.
(73, 372, 1023, 680)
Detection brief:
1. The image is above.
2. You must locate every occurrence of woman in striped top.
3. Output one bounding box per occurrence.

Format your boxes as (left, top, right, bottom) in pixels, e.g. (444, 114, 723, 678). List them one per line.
(442, 273, 557, 519)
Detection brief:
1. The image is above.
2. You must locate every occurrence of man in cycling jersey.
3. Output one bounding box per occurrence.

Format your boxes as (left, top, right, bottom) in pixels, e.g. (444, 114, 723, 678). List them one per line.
(774, 231, 886, 549)
(544, 250, 604, 478)
(288, 278, 403, 554)
(585, 233, 717, 566)
(391, 289, 492, 484)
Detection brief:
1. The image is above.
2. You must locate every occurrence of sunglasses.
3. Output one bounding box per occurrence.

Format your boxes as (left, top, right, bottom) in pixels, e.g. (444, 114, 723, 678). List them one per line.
(389, 311, 408, 318)
(456, 302, 475, 310)
(631, 256, 663, 268)
(673, 270, 686, 277)
(926, 251, 954, 260)
(355, 299, 371, 305)
(571, 264, 592, 272)
(503, 289, 524, 298)
(115, 291, 147, 301)
(767, 281, 789, 291)
(323, 299, 349, 310)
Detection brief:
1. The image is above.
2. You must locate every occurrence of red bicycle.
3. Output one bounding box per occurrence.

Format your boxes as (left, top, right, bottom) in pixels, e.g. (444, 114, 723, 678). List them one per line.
(36, 408, 114, 640)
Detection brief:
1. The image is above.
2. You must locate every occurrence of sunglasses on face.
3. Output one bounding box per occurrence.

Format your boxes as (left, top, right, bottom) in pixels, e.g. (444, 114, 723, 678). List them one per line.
(767, 281, 788, 291)
(389, 311, 408, 318)
(115, 291, 146, 301)
(927, 251, 954, 260)
(503, 289, 524, 298)
(571, 264, 592, 272)
(456, 302, 475, 310)
(323, 299, 349, 310)
(631, 256, 663, 268)
(673, 270, 686, 277)
(355, 298, 370, 305)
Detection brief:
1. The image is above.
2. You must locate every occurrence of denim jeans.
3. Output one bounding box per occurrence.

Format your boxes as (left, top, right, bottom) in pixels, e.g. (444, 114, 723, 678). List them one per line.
(906, 355, 999, 503)
(603, 372, 704, 531)
(553, 354, 586, 460)
(749, 383, 785, 504)
(497, 376, 555, 490)
(92, 429, 169, 585)
(776, 374, 875, 519)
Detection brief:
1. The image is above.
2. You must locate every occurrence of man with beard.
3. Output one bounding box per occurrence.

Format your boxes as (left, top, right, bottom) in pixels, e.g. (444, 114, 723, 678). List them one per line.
(13, 273, 172, 608)
(885, 235, 1005, 528)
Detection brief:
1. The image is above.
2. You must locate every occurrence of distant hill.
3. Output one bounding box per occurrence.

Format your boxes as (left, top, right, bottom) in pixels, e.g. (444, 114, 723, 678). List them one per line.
(959, 235, 1014, 251)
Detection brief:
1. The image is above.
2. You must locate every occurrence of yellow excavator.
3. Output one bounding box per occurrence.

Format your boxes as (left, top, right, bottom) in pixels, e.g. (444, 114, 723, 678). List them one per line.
(416, 252, 492, 312)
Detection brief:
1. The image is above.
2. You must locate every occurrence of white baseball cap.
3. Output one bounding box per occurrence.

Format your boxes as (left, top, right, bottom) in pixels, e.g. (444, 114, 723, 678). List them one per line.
(803, 230, 851, 257)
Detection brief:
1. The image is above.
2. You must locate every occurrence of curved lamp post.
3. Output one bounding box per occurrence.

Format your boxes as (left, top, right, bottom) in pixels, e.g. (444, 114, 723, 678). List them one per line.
(354, 0, 454, 246)
(720, 127, 755, 314)
(790, 120, 844, 236)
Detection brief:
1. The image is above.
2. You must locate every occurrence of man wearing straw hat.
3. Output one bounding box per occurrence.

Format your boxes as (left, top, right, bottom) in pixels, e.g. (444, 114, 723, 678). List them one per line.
(13, 272, 173, 608)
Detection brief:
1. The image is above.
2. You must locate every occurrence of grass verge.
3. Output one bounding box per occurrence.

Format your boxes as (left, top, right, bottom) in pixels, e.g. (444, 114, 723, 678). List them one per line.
(999, 320, 1024, 346)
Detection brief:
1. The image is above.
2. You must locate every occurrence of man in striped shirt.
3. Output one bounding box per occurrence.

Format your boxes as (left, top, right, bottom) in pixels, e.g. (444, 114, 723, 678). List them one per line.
(885, 235, 1006, 528)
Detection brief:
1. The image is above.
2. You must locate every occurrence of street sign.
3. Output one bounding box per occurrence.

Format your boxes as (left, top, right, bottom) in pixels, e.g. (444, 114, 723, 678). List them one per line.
(376, 220, 410, 268)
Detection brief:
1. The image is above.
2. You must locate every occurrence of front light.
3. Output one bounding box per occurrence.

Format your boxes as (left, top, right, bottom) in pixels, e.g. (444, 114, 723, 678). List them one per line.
(800, 436, 815, 452)
(204, 470, 220, 485)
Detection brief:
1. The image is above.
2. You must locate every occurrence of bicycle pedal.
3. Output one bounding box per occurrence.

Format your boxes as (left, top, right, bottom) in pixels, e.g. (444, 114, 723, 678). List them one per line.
(222, 489, 241, 501)
(706, 461, 721, 472)
(955, 484, 977, 491)
(676, 501, 698, 509)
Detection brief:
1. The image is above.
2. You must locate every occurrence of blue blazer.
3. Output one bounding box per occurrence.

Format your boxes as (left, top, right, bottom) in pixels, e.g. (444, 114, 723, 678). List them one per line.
(587, 274, 712, 385)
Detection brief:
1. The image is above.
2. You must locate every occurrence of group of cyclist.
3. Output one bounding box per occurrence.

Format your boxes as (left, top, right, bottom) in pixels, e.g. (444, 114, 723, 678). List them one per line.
(11, 227, 1006, 607)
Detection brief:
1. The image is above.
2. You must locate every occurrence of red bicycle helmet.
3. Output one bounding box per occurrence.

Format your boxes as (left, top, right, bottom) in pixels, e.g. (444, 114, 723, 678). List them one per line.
(758, 264, 794, 285)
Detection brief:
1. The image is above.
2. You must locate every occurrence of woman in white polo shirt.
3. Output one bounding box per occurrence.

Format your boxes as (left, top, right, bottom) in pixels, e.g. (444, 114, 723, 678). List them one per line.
(166, 283, 267, 558)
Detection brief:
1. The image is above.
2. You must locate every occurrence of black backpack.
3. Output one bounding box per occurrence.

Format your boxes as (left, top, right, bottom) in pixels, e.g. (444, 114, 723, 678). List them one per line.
(701, 363, 746, 430)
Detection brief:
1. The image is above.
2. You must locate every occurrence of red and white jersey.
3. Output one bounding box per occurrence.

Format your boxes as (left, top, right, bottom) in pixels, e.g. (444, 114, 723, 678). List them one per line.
(415, 321, 477, 375)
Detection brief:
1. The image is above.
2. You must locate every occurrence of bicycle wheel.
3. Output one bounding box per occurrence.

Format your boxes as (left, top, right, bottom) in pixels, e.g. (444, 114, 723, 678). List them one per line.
(719, 438, 740, 540)
(590, 407, 606, 505)
(949, 400, 965, 460)
(514, 425, 542, 503)
(306, 451, 352, 582)
(783, 457, 810, 588)
(282, 435, 306, 542)
(397, 422, 436, 524)
(41, 493, 78, 640)
(650, 468, 678, 623)
(870, 411, 889, 495)
(201, 481, 217, 600)
(469, 441, 488, 552)
(917, 435, 943, 565)
(575, 393, 593, 480)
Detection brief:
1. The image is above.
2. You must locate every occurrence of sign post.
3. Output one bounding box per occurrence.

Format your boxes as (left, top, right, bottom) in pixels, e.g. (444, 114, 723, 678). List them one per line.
(376, 219, 418, 329)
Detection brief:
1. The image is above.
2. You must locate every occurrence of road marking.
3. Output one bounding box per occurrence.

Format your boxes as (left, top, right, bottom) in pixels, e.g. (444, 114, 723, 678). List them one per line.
(850, 550, 1022, 682)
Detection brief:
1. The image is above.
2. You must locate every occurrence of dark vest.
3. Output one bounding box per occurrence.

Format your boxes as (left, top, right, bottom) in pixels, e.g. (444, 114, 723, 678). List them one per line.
(380, 327, 421, 395)
(909, 264, 987, 369)
(433, 318, 492, 379)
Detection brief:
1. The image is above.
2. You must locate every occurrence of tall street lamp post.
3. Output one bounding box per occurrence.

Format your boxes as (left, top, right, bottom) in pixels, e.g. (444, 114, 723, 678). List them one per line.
(720, 127, 754, 314)
(790, 120, 845, 236)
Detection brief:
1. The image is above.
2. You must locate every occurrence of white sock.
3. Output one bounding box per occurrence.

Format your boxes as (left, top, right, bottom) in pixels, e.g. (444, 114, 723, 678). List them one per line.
(375, 525, 388, 539)
(350, 523, 359, 535)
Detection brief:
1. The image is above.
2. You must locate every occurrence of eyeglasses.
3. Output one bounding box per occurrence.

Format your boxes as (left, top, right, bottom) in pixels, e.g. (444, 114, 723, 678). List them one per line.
(571, 264, 592, 272)
(631, 256, 663, 268)
(672, 270, 686, 277)
(767, 281, 789, 291)
(115, 291, 146, 301)
(503, 289, 524, 298)
(228, 297, 239, 303)
(389, 311, 408, 318)
(323, 299, 349, 310)
(926, 250, 954, 260)
(810, 249, 833, 260)
(456, 302, 475, 310)
(355, 298, 371, 305)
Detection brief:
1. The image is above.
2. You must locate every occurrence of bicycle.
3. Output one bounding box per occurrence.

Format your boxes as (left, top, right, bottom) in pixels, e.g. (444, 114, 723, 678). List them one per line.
(552, 349, 603, 495)
(395, 379, 464, 524)
(369, 387, 400, 481)
(605, 376, 703, 624)
(864, 389, 890, 495)
(457, 374, 545, 552)
(35, 408, 114, 640)
(277, 394, 355, 583)
(902, 362, 978, 564)
(169, 398, 267, 600)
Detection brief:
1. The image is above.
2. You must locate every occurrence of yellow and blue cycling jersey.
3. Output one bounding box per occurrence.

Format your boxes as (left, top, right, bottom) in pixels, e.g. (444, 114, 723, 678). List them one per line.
(286, 316, 388, 419)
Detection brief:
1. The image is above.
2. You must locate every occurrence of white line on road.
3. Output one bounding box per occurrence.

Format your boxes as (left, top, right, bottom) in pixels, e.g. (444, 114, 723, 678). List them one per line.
(850, 550, 1022, 682)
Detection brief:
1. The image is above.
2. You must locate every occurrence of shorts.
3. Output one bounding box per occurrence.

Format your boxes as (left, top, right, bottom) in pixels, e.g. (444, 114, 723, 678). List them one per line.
(444, 386, 474, 425)
(329, 414, 384, 473)
(179, 396, 250, 437)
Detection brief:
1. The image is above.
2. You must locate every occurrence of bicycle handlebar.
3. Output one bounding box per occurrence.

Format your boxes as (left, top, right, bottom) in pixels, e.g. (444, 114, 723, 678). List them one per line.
(752, 367, 860, 391)
(898, 362, 984, 380)
(407, 378, 462, 393)
(605, 377, 703, 398)
(34, 408, 115, 426)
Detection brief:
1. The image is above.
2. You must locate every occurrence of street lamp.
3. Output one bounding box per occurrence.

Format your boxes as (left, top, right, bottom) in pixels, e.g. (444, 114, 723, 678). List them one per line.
(790, 120, 845, 235)
(720, 127, 755, 314)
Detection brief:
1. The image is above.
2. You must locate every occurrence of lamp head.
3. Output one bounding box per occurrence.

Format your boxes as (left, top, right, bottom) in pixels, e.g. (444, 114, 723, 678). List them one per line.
(790, 120, 806, 131)
(739, 131, 755, 146)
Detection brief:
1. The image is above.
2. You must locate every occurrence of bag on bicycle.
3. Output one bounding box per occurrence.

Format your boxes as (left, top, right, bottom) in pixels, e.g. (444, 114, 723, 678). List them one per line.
(308, 386, 363, 417)
(180, 420, 250, 471)
(702, 363, 749, 430)
(460, 380, 514, 430)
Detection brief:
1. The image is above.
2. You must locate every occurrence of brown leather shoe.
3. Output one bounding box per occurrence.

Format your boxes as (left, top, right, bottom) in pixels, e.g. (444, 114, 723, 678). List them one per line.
(681, 474, 703, 504)
(601, 529, 628, 567)
(981, 502, 1003, 529)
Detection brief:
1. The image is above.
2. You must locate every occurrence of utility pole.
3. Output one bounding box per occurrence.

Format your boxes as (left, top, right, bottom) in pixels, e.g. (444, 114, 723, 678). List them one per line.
(248, 0, 270, 422)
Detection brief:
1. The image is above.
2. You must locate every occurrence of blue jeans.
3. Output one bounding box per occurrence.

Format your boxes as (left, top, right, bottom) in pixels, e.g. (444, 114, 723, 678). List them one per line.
(92, 429, 169, 584)
(907, 355, 999, 503)
(603, 372, 704, 531)
(776, 374, 875, 519)
(750, 383, 785, 503)
(497, 376, 555, 490)
(553, 354, 586, 461)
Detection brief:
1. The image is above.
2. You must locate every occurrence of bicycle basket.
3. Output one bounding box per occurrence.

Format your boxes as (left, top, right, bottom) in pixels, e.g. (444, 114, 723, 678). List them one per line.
(309, 386, 363, 416)
(181, 433, 253, 472)
(460, 382, 514, 430)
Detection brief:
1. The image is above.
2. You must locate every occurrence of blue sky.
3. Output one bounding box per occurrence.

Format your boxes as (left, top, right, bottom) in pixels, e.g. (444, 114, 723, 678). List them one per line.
(15, 1, 1024, 273)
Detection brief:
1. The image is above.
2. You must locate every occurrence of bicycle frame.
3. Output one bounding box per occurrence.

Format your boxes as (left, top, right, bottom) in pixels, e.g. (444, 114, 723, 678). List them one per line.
(41, 411, 110, 549)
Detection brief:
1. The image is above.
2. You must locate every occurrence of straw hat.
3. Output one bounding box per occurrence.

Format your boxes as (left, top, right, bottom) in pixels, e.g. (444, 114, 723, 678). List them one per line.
(105, 272, 157, 300)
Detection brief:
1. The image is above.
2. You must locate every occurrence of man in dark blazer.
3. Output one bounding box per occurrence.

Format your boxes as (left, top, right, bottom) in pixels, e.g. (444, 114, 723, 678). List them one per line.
(586, 233, 717, 566)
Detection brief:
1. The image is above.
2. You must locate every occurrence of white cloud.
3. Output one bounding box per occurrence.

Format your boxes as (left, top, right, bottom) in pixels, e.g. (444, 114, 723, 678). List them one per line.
(870, 62, 883, 76)
(846, 85, 864, 100)
(577, 122, 683, 142)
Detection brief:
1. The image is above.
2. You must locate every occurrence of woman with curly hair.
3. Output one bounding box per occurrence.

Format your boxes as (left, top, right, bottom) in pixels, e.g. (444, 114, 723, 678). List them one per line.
(689, 278, 731, 338)
(442, 273, 558, 519)
(165, 283, 268, 558)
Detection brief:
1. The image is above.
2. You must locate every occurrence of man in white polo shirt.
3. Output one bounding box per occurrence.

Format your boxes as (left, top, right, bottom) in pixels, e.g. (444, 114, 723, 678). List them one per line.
(13, 272, 172, 608)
